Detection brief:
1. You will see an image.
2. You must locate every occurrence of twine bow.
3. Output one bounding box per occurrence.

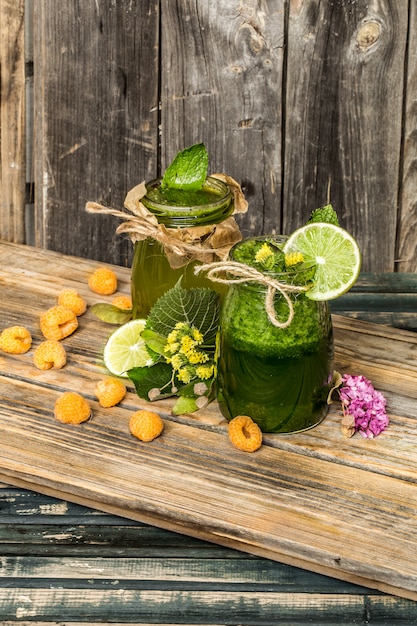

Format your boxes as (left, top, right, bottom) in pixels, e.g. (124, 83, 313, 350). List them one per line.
(195, 261, 310, 329)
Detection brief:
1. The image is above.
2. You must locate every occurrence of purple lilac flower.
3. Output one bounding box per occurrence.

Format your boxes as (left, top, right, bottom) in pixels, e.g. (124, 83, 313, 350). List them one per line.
(339, 374, 389, 438)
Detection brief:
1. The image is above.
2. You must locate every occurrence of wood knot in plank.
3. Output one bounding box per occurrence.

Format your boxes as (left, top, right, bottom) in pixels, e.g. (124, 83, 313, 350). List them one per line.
(239, 21, 266, 54)
(356, 21, 381, 51)
(238, 119, 253, 128)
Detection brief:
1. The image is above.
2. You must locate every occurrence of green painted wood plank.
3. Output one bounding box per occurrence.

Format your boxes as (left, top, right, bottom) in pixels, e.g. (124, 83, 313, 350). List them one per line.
(332, 293, 417, 312)
(0, 586, 416, 624)
(330, 310, 417, 332)
(0, 555, 373, 594)
(0, 524, 237, 557)
(0, 588, 416, 623)
(0, 588, 380, 623)
(330, 273, 417, 331)
(351, 273, 417, 293)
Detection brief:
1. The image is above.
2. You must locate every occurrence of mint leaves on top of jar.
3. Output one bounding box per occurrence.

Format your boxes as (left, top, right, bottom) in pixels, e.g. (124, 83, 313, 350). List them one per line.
(161, 143, 209, 191)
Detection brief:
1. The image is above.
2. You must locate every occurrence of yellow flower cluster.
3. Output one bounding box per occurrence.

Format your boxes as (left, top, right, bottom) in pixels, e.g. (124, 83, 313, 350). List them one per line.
(164, 322, 214, 384)
(255, 242, 274, 264)
(285, 251, 305, 267)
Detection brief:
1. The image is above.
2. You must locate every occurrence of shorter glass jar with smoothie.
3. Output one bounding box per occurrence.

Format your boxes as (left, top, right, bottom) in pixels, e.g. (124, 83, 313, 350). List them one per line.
(215, 236, 334, 434)
(131, 175, 234, 318)
(129, 144, 247, 318)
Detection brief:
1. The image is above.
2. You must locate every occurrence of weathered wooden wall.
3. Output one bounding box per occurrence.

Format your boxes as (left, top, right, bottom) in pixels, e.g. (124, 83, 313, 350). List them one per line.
(1, 0, 416, 272)
(0, 0, 26, 243)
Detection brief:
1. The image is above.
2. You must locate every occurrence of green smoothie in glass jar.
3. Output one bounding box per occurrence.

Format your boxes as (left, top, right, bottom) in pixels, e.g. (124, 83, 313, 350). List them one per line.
(131, 176, 234, 318)
(130, 144, 246, 319)
(216, 236, 334, 434)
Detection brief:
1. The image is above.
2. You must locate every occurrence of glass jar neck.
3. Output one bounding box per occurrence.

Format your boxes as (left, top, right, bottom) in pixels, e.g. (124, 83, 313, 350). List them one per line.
(141, 176, 233, 228)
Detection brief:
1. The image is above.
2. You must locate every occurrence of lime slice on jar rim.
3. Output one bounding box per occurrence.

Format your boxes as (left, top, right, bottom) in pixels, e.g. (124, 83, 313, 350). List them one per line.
(282, 223, 361, 301)
(103, 319, 153, 377)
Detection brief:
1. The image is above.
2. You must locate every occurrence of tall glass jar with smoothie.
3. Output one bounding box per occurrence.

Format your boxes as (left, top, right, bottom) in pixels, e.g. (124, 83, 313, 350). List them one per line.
(130, 145, 247, 318)
(216, 236, 334, 434)
(212, 214, 361, 434)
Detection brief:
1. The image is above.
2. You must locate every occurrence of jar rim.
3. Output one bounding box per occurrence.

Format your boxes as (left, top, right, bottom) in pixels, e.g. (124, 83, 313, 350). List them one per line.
(141, 176, 233, 227)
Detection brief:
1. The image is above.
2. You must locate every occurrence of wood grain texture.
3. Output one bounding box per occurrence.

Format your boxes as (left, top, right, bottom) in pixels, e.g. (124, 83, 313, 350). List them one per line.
(0, 242, 417, 605)
(33, 0, 159, 264)
(3, 2, 417, 275)
(160, 0, 285, 237)
(2, 486, 417, 624)
(0, 0, 26, 243)
(397, 0, 417, 272)
(284, 0, 408, 272)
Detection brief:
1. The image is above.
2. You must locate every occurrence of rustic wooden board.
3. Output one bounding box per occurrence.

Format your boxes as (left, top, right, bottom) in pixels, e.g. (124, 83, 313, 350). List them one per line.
(160, 0, 285, 236)
(397, 0, 417, 273)
(284, 1, 408, 272)
(0, 241, 417, 602)
(0, 0, 26, 243)
(7, 489, 417, 625)
(32, 0, 159, 262)
(3, 486, 417, 626)
(4, 2, 416, 273)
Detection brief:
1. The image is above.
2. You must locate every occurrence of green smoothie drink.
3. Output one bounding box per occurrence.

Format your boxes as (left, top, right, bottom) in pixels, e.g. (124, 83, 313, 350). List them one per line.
(216, 236, 334, 434)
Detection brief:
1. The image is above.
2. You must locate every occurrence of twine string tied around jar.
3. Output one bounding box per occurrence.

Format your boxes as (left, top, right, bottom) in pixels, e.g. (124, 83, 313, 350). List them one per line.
(85, 176, 248, 269)
(195, 261, 311, 329)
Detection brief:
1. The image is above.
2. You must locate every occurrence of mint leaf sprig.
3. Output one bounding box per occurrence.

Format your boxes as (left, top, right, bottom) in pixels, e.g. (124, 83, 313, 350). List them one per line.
(161, 143, 209, 191)
(307, 203, 340, 226)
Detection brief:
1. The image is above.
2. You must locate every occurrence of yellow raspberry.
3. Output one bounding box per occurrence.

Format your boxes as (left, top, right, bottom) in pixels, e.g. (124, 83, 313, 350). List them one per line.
(95, 377, 126, 408)
(58, 288, 87, 316)
(228, 415, 263, 453)
(0, 326, 32, 354)
(129, 409, 164, 442)
(111, 295, 132, 310)
(54, 392, 91, 424)
(33, 340, 67, 370)
(88, 267, 118, 295)
(40, 306, 78, 341)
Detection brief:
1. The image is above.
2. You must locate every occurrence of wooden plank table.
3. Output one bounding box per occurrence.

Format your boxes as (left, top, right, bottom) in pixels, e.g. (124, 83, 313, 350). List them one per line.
(3, 484, 417, 625)
(0, 240, 417, 622)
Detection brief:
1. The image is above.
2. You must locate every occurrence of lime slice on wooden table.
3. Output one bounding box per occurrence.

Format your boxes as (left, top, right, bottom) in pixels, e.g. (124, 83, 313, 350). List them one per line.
(283, 223, 361, 301)
(103, 319, 153, 377)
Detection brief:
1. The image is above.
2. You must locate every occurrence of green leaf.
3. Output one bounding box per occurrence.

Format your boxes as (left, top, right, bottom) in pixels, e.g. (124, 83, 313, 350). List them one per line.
(90, 303, 132, 325)
(146, 281, 220, 347)
(173, 382, 216, 413)
(128, 362, 175, 400)
(307, 204, 340, 226)
(172, 395, 199, 415)
(141, 329, 167, 355)
(161, 143, 209, 190)
(177, 380, 200, 398)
